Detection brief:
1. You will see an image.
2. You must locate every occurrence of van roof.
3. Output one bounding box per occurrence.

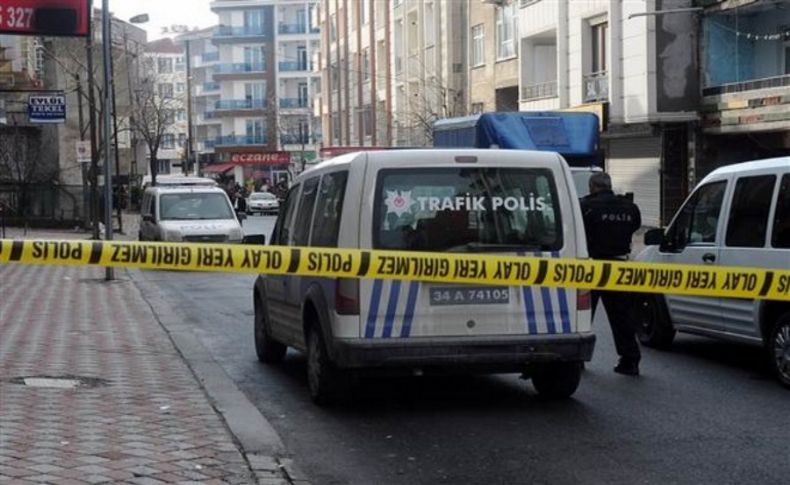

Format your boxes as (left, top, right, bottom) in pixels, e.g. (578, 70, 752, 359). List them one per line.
(704, 157, 790, 180)
(145, 185, 226, 194)
(301, 149, 565, 177)
(142, 175, 218, 187)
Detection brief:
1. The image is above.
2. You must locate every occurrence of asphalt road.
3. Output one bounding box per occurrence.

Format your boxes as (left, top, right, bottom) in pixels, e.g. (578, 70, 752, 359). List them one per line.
(143, 215, 789, 485)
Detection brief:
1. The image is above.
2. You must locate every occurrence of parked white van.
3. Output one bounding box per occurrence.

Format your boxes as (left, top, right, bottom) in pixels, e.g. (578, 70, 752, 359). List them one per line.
(138, 185, 244, 243)
(637, 157, 790, 388)
(252, 149, 596, 404)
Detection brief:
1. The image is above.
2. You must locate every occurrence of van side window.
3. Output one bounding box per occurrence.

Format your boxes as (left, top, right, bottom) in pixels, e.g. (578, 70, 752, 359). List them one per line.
(271, 186, 300, 245)
(726, 175, 776, 248)
(292, 177, 320, 246)
(310, 171, 349, 248)
(772, 174, 790, 249)
(666, 181, 726, 250)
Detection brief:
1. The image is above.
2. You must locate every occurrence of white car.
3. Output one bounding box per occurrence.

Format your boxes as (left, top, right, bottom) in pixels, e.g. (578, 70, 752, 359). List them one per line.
(636, 157, 790, 388)
(252, 149, 595, 404)
(139, 186, 244, 243)
(247, 192, 280, 215)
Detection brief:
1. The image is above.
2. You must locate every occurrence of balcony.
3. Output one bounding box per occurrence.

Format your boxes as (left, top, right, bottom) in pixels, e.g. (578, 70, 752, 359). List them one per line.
(196, 82, 220, 97)
(583, 71, 609, 103)
(197, 111, 222, 124)
(278, 23, 307, 34)
(213, 25, 270, 40)
(212, 62, 266, 79)
(280, 134, 312, 145)
(214, 135, 267, 147)
(201, 51, 220, 63)
(278, 61, 313, 73)
(213, 99, 268, 113)
(279, 98, 309, 109)
(521, 80, 558, 101)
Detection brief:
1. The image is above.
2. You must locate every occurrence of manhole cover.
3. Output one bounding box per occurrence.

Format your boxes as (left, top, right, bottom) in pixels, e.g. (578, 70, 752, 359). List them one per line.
(7, 375, 109, 389)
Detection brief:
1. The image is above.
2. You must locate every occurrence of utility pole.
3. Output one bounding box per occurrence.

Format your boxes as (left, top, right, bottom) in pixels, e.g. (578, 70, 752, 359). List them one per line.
(76, 74, 90, 231)
(109, 17, 123, 234)
(86, 0, 101, 241)
(184, 39, 195, 176)
(125, 28, 138, 186)
(102, 0, 115, 280)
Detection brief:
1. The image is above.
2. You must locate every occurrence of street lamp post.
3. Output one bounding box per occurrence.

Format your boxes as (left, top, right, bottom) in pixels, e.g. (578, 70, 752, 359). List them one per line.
(101, 0, 114, 280)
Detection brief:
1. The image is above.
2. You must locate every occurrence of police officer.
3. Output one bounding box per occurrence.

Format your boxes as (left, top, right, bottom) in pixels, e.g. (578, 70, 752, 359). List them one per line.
(581, 172, 642, 376)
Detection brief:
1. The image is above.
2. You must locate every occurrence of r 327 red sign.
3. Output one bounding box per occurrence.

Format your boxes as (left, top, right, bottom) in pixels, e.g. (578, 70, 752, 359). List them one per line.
(0, 0, 90, 37)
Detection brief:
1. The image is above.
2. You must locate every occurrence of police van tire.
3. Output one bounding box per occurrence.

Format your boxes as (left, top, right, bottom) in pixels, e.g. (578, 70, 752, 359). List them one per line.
(531, 362, 583, 399)
(637, 295, 675, 349)
(306, 325, 345, 405)
(768, 312, 790, 389)
(254, 298, 287, 364)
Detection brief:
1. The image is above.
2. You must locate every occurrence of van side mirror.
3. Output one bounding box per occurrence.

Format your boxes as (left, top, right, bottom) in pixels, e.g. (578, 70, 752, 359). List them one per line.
(242, 234, 266, 245)
(236, 211, 247, 222)
(644, 228, 664, 246)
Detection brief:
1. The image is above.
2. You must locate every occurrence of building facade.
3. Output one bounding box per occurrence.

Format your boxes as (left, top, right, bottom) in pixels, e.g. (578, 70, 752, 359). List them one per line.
(518, 0, 700, 226)
(207, 0, 320, 186)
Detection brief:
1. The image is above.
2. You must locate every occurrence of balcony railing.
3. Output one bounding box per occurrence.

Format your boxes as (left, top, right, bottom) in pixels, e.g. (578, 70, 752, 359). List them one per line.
(214, 25, 268, 37)
(201, 51, 220, 63)
(213, 62, 266, 74)
(214, 99, 268, 110)
(279, 61, 311, 72)
(278, 23, 307, 34)
(280, 134, 311, 145)
(702, 73, 790, 97)
(583, 71, 609, 103)
(214, 135, 267, 147)
(521, 80, 558, 101)
(202, 82, 220, 92)
(279, 98, 309, 108)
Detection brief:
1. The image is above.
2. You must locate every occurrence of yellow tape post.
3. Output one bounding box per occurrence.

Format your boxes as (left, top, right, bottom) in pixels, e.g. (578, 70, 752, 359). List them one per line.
(1, 239, 789, 302)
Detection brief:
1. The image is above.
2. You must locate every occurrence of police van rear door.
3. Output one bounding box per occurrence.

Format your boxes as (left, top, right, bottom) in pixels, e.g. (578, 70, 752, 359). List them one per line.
(358, 151, 579, 339)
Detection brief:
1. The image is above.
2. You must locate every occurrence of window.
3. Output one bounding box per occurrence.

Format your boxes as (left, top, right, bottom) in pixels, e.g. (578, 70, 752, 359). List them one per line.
(362, 48, 370, 81)
(330, 14, 337, 41)
(496, 4, 517, 60)
(244, 46, 266, 70)
(159, 193, 234, 221)
(373, 168, 563, 252)
(244, 9, 265, 31)
(726, 175, 776, 248)
(471, 24, 485, 67)
(330, 63, 339, 88)
(178, 133, 187, 147)
(360, 0, 369, 25)
(272, 186, 300, 245)
(158, 83, 174, 99)
(773, 174, 790, 248)
(311, 172, 349, 247)
(591, 21, 608, 73)
(157, 159, 171, 174)
(175, 82, 186, 94)
(161, 134, 175, 149)
(246, 120, 264, 139)
(666, 181, 727, 250)
(471, 102, 484, 114)
(293, 177, 320, 246)
(245, 82, 266, 102)
(331, 113, 340, 143)
(158, 58, 173, 74)
(424, 2, 435, 47)
(175, 56, 185, 70)
(176, 110, 187, 121)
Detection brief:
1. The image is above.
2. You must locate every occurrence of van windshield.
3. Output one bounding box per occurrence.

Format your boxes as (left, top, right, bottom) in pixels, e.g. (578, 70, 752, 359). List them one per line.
(373, 168, 563, 252)
(159, 193, 234, 221)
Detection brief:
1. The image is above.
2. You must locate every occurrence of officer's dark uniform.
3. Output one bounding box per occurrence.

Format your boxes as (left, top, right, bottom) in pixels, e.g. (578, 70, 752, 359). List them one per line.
(580, 189, 642, 372)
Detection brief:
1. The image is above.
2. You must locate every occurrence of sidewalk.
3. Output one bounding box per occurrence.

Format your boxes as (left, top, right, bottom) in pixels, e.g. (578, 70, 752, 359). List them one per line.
(0, 230, 295, 484)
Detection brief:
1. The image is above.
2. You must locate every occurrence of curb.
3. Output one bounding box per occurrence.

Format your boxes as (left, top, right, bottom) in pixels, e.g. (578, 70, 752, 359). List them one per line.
(126, 268, 312, 485)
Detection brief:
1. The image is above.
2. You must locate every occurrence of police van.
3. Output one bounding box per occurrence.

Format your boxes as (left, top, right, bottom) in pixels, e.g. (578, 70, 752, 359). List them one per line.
(252, 149, 595, 403)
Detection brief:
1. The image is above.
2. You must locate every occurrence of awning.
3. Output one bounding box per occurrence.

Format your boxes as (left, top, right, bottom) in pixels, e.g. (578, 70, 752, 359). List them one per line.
(202, 163, 235, 173)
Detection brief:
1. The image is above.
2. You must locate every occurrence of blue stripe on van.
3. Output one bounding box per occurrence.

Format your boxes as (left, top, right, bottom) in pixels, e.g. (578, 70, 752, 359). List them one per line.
(553, 251, 572, 334)
(381, 281, 402, 338)
(522, 287, 538, 334)
(400, 281, 420, 338)
(364, 279, 384, 338)
(536, 252, 557, 334)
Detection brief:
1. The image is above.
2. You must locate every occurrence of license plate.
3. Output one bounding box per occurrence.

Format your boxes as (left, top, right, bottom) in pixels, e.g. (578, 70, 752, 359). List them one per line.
(429, 286, 510, 306)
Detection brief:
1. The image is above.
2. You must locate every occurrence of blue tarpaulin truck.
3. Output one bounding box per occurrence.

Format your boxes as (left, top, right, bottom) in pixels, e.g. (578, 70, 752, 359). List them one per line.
(433, 112, 604, 196)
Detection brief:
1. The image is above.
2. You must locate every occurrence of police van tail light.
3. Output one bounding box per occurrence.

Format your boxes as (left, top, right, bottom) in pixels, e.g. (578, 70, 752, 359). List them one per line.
(577, 290, 592, 311)
(335, 278, 360, 315)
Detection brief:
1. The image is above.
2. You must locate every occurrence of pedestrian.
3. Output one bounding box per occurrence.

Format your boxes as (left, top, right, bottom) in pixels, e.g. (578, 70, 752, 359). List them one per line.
(580, 172, 642, 376)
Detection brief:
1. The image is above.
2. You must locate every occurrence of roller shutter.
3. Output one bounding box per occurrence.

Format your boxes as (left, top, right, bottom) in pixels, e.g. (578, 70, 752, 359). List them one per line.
(606, 136, 662, 227)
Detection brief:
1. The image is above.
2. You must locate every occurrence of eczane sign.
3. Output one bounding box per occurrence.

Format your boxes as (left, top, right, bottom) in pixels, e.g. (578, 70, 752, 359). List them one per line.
(0, 0, 90, 37)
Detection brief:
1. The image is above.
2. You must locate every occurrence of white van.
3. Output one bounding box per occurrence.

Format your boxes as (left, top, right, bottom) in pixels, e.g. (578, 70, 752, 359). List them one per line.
(636, 157, 790, 388)
(138, 185, 244, 243)
(252, 149, 595, 403)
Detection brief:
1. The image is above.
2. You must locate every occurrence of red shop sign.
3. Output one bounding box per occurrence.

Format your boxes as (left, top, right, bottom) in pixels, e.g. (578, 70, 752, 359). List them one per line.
(0, 0, 91, 37)
(230, 152, 291, 165)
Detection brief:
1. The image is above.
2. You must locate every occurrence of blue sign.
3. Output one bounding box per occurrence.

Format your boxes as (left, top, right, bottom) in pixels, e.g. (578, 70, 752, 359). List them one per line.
(28, 93, 66, 124)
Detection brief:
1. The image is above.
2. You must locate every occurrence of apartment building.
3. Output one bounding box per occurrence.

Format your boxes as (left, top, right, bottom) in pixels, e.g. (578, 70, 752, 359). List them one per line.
(467, 0, 520, 114)
(208, 0, 320, 186)
(698, 0, 790, 175)
(144, 38, 190, 176)
(317, 0, 393, 151)
(518, 0, 699, 226)
(391, 0, 468, 146)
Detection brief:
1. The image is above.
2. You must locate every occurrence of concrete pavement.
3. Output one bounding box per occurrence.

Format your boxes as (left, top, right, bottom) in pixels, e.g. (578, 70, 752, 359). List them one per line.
(0, 226, 305, 484)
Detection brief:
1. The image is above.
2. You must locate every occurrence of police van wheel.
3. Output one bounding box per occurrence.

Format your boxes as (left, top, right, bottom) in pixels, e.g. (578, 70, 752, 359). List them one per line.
(254, 297, 287, 364)
(306, 325, 345, 405)
(768, 313, 790, 389)
(531, 362, 583, 399)
(637, 295, 675, 349)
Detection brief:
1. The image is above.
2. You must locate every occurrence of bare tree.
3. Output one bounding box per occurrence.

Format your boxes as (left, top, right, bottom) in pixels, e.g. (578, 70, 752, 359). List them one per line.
(405, 77, 466, 145)
(0, 122, 54, 216)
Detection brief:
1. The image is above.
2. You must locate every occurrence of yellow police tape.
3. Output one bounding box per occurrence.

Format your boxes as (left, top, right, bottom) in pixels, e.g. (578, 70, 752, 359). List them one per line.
(1, 239, 789, 301)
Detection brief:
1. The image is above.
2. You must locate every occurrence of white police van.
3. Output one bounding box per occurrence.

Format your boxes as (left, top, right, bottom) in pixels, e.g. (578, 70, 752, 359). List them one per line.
(252, 149, 595, 403)
(637, 157, 790, 388)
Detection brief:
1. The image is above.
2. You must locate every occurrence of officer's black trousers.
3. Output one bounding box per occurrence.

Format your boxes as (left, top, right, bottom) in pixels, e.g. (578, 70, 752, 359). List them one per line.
(592, 290, 641, 364)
